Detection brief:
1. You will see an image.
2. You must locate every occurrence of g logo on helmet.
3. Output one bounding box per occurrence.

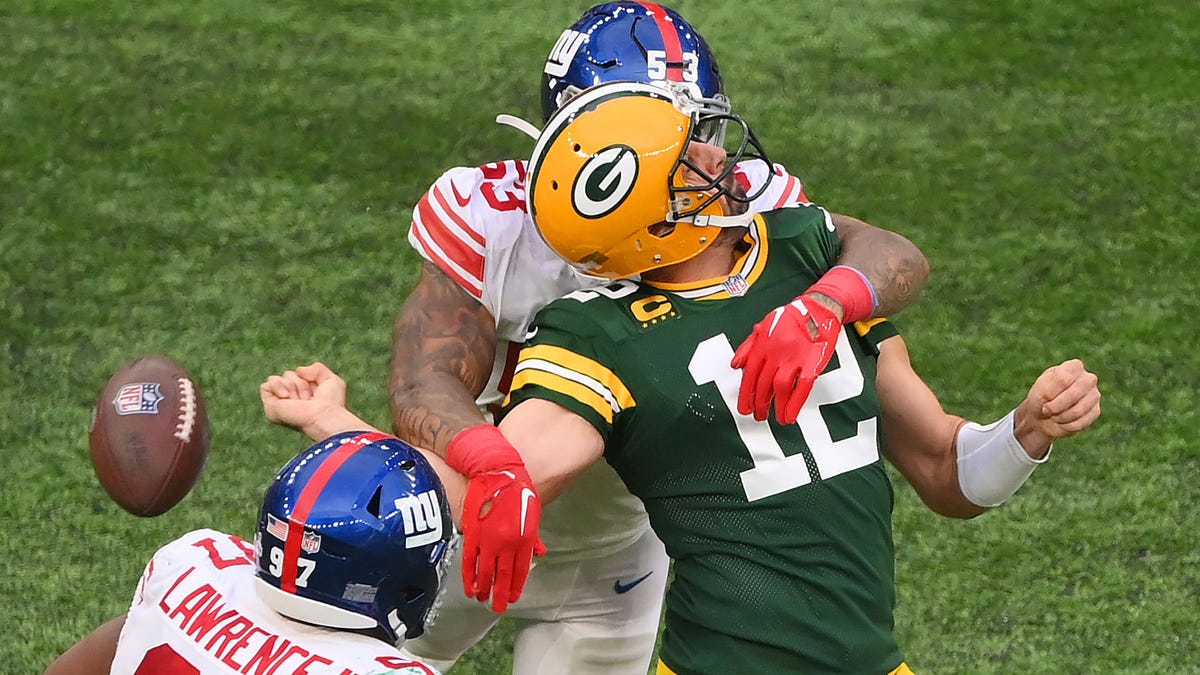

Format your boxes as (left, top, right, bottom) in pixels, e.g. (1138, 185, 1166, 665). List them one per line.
(571, 144, 639, 219)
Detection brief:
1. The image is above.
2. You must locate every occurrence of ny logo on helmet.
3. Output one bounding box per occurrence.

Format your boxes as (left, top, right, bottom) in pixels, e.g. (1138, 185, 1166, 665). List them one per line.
(572, 145, 639, 219)
(545, 29, 587, 78)
(395, 489, 444, 549)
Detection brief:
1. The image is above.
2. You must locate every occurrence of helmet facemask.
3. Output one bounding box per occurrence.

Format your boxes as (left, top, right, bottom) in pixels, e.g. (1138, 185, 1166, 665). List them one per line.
(666, 91, 773, 229)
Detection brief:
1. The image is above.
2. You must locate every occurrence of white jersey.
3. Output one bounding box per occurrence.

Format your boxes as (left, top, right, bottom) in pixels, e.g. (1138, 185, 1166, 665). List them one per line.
(407, 158, 807, 560)
(110, 529, 439, 675)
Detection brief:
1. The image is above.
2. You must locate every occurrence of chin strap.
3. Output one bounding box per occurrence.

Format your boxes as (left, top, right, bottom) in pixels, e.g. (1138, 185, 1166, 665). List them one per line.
(669, 189, 758, 229)
(668, 206, 757, 229)
(495, 114, 541, 140)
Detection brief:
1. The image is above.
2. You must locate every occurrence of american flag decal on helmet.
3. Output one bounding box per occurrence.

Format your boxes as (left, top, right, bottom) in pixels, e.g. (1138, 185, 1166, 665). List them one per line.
(265, 514, 289, 541)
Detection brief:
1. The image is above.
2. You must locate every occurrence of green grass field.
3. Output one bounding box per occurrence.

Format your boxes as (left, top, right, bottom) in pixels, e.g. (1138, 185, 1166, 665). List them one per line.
(2, 1, 1197, 673)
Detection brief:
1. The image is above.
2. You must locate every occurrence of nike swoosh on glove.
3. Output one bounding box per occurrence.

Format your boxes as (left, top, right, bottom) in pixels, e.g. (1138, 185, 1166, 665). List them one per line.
(447, 425, 547, 613)
(731, 295, 842, 425)
(460, 468, 546, 613)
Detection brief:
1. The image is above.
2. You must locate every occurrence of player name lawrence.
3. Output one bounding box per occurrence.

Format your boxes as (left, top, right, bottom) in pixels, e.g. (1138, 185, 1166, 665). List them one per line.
(152, 564, 411, 675)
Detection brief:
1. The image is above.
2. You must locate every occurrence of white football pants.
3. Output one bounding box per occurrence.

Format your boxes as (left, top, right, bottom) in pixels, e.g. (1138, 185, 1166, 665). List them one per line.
(402, 527, 670, 675)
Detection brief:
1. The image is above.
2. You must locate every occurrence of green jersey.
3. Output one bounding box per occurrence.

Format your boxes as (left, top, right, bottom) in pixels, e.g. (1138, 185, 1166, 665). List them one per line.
(505, 206, 904, 674)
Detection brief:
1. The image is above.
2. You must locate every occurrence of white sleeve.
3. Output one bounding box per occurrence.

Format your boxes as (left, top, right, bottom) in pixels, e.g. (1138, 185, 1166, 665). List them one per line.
(736, 159, 810, 214)
(956, 411, 1051, 507)
(407, 166, 489, 301)
(127, 529, 230, 611)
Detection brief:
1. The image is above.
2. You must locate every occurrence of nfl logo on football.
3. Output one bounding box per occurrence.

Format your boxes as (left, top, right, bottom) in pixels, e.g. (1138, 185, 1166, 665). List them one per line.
(112, 382, 164, 415)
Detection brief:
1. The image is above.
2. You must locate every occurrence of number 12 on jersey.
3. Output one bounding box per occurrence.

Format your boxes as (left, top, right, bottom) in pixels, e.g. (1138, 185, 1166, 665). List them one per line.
(689, 332, 879, 502)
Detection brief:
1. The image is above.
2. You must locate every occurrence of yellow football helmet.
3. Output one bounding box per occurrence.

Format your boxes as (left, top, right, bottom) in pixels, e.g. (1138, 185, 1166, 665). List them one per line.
(527, 81, 772, 280)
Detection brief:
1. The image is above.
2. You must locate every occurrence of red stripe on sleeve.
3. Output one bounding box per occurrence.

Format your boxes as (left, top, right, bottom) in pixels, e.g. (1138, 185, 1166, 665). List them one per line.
(434, 185, 486, 247)
(415, 192, 485, 281)
(734, 167, 752, 194)
(410, 221, 484, 298)
(773, 176, 801, 209)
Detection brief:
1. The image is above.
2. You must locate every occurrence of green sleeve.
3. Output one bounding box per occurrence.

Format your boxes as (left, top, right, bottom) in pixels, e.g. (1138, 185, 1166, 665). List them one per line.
(501, 298, 633, 442)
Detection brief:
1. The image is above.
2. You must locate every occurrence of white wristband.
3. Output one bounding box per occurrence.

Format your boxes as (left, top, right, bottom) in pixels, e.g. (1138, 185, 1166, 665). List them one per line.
(956, 410, 1051, 508)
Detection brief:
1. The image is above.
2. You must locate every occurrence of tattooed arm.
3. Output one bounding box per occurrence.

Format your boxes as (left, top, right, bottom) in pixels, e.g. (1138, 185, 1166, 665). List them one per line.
(732, 212, 929, 424)
(389, 262, 497, 456)
(391, 263, 547, 609)
(828, 213, 928, 318)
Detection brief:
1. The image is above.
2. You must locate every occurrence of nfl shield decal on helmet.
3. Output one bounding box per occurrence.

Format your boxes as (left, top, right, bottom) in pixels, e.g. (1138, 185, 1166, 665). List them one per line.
(112, 382, 164, 415)
(572, 144, 639, 218)
(301, 530, 321, 554)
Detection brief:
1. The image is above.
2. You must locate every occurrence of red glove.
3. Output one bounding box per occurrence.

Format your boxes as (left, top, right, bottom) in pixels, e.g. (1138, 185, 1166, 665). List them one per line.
(731, 267, 877, 425)
(446, 424, 546, 613)
(731, 296, 841, 424)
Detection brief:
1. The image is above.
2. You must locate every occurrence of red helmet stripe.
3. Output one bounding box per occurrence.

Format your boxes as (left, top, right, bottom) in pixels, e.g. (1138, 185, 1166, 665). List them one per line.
(636, 2, 685, 82)
(281, 432, 391, 592)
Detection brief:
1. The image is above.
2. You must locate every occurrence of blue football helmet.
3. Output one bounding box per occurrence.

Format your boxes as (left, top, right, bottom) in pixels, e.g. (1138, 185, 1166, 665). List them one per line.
(253, 431, 454, 643)
(541, 2, 731, 144)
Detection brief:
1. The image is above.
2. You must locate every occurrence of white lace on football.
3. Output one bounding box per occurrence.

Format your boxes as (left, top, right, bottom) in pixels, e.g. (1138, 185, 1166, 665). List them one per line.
(175, 377, 197, 442)
(495, 113, 541, 140)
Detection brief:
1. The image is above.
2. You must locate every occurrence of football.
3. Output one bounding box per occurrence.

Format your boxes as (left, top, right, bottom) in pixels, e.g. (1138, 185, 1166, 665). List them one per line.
(88, 355, 210, 516)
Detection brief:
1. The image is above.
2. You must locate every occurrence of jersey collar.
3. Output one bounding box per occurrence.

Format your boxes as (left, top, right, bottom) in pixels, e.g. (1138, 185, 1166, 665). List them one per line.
(643, 214, 769, 300)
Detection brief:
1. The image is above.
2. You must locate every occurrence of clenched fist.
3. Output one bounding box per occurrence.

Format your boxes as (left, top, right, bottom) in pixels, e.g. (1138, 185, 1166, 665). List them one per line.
(1014, 359, 1102, 457)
